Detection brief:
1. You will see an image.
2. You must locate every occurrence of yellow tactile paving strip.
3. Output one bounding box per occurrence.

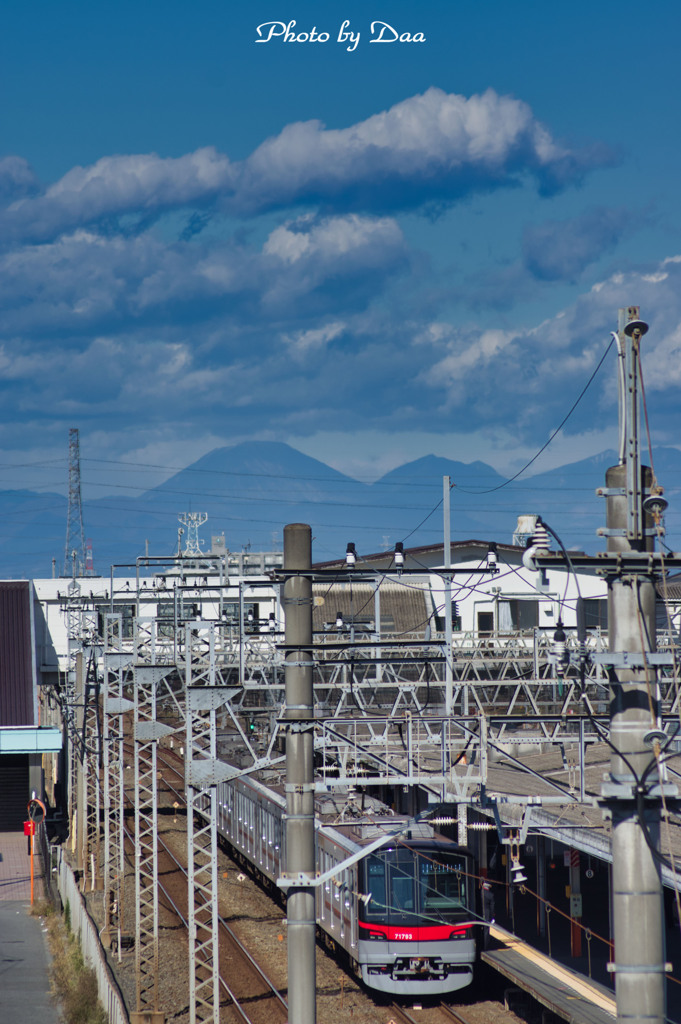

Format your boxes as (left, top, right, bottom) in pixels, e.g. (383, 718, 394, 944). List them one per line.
(487, 924, 616, 1019)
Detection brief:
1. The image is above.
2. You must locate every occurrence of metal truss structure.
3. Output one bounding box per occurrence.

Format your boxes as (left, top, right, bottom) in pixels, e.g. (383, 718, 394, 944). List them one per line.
(64, 577, 83, 824)
(64, 427, 87, 577)
(102, 614, 134, 953)
(132, 618, 174, 1022)
(80, 645, 103, 892)
(54, 565, 681, 1022)
(184, 621, 237, 1024)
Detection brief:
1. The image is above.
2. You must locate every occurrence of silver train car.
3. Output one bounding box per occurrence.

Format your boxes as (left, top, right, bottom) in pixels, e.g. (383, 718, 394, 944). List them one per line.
(210, 773, 478, 996)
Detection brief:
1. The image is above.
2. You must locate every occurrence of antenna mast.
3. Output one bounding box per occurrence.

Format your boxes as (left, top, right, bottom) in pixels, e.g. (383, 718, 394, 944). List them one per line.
(178, 512, 208, 557)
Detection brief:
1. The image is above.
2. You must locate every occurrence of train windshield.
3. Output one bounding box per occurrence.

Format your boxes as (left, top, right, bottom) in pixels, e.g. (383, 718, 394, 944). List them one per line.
(362, 847, 470, 925)
(418, 853, 467, 916)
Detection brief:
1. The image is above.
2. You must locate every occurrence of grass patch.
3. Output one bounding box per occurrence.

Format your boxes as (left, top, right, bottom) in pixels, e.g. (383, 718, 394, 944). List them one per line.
(32, 899, 108, 1024)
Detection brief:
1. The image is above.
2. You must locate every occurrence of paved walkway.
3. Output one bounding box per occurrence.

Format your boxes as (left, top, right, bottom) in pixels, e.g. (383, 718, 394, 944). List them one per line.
(0, 830, 45, 902)
(0, 831, 60, 1024)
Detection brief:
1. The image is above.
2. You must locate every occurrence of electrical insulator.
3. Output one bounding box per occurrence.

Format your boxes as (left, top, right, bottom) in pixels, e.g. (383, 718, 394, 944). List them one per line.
(394, 541, 404, 570)
(335, 611, 343, 629)
(511, 859, 528, 885)
(552, 622, 569, 669)
(531, 520, 551, 551)
(487, 543, 498, 570)
(346, 542, 357, 568)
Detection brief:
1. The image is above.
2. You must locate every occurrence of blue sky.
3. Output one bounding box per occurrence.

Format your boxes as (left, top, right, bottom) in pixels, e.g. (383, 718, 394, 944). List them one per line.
(1, 0, 680, 505)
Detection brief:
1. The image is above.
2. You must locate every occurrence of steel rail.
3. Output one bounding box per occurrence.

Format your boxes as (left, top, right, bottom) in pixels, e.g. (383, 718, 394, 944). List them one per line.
(121, 799, 289, 1023)
(439, 1004, 476, 1024)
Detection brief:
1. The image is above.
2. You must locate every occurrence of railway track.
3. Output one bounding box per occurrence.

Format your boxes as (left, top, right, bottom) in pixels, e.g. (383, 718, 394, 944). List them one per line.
(154, 829, 288, 1024)
(124, 742, 521, 1024)
(121, 745, 288, 1024)
(438, 1004, 476, 1024)
(387, 1002, 477, 1024)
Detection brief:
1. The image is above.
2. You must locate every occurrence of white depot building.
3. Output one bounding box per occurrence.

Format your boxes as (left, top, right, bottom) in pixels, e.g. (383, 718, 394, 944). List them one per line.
(32, 568, 281, 676)
(314, 537, 609, 639)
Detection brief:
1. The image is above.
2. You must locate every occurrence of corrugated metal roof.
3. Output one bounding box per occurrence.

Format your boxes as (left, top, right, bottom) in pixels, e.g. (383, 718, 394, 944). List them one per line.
(659, 574, 681, 602)
(0, 582, 35, 727)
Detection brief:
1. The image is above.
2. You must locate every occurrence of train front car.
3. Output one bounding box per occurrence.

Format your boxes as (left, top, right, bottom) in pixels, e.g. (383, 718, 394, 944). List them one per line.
(358, 840, 476, 995)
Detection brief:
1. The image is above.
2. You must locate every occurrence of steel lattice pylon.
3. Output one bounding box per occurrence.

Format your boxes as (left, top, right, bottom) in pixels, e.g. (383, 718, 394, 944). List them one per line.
(102, 614, 134, 953)
(80, 646, 103, 891)
(185, 621, 235, 1024)
(64, 427, 87, 576)
(132, 618, 173, 1023)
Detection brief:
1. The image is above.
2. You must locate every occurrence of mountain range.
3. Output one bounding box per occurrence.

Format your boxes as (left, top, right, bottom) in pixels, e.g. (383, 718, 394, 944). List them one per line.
(4, 442, 681, 579)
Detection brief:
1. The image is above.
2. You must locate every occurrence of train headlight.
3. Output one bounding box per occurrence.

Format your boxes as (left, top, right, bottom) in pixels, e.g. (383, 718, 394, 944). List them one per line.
(368, 929, 387, 941)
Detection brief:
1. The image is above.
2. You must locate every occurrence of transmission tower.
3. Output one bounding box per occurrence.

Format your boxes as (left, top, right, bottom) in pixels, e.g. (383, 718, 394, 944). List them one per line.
(64, 428, 86, 576)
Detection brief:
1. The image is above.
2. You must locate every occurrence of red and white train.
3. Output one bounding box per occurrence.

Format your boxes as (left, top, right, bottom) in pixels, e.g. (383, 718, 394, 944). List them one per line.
(210, 773, 479, 996)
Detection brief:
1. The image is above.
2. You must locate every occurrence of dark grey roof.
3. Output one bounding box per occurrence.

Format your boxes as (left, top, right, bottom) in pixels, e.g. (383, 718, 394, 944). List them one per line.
(0, 581, 35, 727)
(314, 539, 522, 571)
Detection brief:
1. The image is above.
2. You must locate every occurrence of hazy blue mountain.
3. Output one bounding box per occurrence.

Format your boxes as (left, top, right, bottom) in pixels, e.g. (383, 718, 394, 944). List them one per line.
(1, 442, 680, 578)
(0, 490, 68, 579)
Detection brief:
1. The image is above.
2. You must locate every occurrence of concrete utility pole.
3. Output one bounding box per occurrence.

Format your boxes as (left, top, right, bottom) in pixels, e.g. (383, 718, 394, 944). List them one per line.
(605, 307, 666, 1024)
(443, 476, 454, 716)
(283, 524, 316, 1024)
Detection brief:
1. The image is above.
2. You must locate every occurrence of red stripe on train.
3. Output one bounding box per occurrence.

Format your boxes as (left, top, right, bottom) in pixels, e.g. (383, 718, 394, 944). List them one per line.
(358, 921, 473, 941)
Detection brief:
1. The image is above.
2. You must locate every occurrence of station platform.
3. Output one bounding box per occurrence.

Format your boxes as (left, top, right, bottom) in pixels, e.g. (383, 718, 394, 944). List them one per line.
(483, 923, 616, 1024)
(0, 831, 60, 1024)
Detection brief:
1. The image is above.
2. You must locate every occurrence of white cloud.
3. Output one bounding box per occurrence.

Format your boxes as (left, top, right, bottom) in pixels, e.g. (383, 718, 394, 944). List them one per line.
(0, 148, 234, 243)
(415, 254, 681, 441)
(0, 156, 40, 204)
(0, 88, 608, 244)
(281, 321, 347, 358)
(263, 214, 404, 264)
(0, 212, 407, 334)
(236, 88, 603, 213)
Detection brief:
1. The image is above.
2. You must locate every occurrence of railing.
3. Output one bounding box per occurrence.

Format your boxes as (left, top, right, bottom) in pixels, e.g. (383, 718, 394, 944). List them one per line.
(56, 847, 129, 1024)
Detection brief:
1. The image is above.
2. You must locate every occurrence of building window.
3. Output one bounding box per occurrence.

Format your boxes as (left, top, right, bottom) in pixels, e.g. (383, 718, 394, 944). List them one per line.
(157, 601, 175, 638)
(498, 600, 538, 631)
(582, 598, 608, 630)
(477, 611, 494, 636)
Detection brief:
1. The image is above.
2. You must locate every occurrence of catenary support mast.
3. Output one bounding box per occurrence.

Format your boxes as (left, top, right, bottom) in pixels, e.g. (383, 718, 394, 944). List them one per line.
(283, 524, 316, 1024)
(606, 307, 666, 1024)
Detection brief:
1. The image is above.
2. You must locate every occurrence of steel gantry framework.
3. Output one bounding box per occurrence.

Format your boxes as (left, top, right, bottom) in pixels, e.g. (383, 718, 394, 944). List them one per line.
(132, 617, 175, 1024)
(65, 577, 83, 826)
(184, 621, 237, 1024)
(102, 614, 134, 954)
(80, 645, 103, 892)
(54, 547, 681, 1023)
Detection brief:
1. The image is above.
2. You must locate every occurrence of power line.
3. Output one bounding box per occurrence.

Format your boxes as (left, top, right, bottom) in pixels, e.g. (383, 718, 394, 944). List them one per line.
(457, 334, 616, 494)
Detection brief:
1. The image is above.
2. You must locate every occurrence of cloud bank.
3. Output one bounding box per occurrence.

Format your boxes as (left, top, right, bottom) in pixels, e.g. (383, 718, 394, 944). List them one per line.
(0, 88, 611, 244)
(0, 85, 670, 486)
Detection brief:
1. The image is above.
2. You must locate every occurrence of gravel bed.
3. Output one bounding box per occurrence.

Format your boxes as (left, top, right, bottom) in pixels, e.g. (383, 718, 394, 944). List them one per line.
(76, 814, 524, 1024)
